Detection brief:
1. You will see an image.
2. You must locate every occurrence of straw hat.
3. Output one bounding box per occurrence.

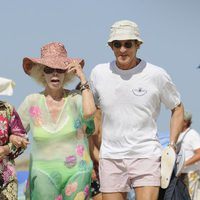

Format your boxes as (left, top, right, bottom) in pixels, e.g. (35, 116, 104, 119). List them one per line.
(23, 42, 84, 75)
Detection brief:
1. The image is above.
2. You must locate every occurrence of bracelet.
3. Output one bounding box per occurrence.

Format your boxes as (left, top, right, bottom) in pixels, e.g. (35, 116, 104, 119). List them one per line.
(7, 143, 16, 153)
(168, 142, 177, 149)
(80, 81, 90, 92)
(80, 81, 88, 88)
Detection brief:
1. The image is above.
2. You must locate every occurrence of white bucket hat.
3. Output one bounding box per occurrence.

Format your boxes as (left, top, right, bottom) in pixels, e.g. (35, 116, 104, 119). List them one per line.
(108, 20, 143, 43)
(0, 77, 15, 96)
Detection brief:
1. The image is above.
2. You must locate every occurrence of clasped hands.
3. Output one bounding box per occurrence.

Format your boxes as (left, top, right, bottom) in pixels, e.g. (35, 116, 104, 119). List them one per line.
(9, 135, 29, 149)
(0, 135, 29, 160)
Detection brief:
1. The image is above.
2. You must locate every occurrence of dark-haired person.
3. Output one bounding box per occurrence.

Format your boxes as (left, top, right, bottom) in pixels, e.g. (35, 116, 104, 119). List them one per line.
(90, 20, 184, 200)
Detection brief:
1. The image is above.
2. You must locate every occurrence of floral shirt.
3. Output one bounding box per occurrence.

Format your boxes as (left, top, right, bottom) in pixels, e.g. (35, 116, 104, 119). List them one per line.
(0, 101, 27, 189)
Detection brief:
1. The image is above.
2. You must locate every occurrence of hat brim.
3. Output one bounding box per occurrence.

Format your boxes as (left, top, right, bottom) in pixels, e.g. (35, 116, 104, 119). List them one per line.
(107, 35, 143, 43)
(23, 57, 84, 75)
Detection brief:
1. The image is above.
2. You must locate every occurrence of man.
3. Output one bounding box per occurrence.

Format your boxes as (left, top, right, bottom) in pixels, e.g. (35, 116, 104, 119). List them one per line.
(177, 111, 200, 199)
(90, 20, 184, 200)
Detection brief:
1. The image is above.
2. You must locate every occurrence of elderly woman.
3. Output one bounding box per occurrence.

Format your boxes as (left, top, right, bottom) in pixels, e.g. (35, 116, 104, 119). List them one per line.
(0, 77, 28, 200)
(18, 42, 96, 200)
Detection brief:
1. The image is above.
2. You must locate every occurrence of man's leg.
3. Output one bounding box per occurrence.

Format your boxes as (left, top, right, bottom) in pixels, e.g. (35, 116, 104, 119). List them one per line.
(102, 192, 127, 200)
(135, 186, 160, 200)
(99, 159, 129, 200)
(129, 157, 161, 200)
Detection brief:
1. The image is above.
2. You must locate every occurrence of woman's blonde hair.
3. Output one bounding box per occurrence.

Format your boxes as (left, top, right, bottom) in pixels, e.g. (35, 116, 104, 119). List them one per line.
(29, 64, 75, 86)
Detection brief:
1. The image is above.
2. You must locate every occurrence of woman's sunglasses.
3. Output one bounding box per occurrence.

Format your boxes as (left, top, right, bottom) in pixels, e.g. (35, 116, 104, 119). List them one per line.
(112, 40, 134, 49)
(43, 66, 66, 74)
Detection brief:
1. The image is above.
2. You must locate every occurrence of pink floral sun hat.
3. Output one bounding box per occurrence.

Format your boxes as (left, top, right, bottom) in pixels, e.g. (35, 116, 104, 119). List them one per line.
(23, 42, 84, 75)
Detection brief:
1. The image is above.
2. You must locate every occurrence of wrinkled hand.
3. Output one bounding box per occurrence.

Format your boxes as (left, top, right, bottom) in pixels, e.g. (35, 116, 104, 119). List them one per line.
(9, 135, 29, 149)
(0, 146, 9, 160)
(67, 61, 86, 81)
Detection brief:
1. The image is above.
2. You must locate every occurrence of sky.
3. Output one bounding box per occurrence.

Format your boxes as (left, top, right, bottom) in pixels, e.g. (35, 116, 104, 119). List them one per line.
(0, 0, 200, 133)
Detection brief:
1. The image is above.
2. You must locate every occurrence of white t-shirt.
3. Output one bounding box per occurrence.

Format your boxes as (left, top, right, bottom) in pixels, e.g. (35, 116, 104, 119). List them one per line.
(90, 60, 181, 159)
(177, 128, 200, 172)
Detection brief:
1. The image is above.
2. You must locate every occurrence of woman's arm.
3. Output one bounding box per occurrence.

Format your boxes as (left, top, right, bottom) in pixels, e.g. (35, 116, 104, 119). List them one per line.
(8, 108, 29, 159)
(67, 62, 96, 119)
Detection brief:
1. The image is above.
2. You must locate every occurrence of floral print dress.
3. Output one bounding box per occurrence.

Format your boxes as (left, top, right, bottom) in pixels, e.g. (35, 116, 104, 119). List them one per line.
(0, 101, 27, 200)
(18, 91, 94, 200)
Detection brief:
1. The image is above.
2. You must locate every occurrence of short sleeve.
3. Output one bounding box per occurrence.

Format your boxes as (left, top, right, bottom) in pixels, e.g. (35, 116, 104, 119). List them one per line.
(10, 108, 27, 137)
(8, 106, 28, 160)
(159, 70, 181, 110)
(189, 130, 200, 150)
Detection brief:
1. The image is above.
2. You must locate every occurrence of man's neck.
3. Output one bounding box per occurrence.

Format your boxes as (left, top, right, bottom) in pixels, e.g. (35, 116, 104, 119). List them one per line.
(116, 58, 141, 70)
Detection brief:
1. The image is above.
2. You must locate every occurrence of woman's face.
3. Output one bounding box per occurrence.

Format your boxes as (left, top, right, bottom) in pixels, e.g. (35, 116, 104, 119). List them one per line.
(43, 66, 66, 90)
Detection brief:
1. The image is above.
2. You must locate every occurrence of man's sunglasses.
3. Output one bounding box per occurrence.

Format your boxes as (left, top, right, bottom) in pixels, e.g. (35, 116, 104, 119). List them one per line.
(112, 40, 134, 49)
(43, 66, 66, 74)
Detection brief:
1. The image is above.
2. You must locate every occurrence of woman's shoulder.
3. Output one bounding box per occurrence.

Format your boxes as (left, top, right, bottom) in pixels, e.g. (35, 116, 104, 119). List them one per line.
(22, 93, 44, 104)
(26, 92, 43, 98)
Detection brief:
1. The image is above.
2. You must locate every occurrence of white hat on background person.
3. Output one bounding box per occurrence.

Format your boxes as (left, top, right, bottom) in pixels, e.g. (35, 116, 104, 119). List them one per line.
(0, 77, 15, 96)
(184, 111, 192, 121)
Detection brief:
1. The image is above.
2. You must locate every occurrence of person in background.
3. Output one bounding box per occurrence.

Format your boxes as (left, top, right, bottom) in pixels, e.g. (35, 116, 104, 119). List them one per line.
(177, 111, 200, 200)
(89, 20, 184, 200)
(0, 77, 28, 200)
(18, 42, 96, 200)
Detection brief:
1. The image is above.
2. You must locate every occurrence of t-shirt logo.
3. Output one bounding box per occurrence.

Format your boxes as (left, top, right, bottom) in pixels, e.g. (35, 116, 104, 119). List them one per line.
(132, 88, 147, 96)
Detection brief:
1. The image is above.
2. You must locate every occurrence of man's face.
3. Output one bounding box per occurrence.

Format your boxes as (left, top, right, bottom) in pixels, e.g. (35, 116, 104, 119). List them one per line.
(110, 40, 140, 69)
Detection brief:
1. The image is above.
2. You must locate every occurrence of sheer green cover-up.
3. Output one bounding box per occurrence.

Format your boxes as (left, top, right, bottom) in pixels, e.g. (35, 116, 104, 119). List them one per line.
(18, 91, 94, 200)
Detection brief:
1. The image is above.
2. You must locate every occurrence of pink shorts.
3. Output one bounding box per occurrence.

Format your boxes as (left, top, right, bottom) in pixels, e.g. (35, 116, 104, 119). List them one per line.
(99, 157, 161, 193)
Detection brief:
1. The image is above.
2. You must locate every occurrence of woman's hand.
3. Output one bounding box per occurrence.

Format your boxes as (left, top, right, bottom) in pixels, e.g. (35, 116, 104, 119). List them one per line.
(67, 61, 87, 83)
(9, 135, 29, 149)
(67, 61, 96, 119)
(0, 145, 10, 160)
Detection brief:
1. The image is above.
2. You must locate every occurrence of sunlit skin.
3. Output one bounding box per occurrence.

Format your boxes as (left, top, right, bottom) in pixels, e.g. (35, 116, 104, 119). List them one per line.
(41, 70, 66, 122)
(109, 40, 141, 70)
(43, 70, 65, 92)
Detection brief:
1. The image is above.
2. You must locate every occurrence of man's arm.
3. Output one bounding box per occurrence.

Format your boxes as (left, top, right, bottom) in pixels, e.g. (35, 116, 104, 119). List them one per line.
(169, 103, 184, 150)
(185, 148, 200, 166)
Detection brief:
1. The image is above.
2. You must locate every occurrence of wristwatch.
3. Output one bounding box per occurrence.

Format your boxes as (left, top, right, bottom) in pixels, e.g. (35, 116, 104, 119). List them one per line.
(168, 141, 177, 150)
